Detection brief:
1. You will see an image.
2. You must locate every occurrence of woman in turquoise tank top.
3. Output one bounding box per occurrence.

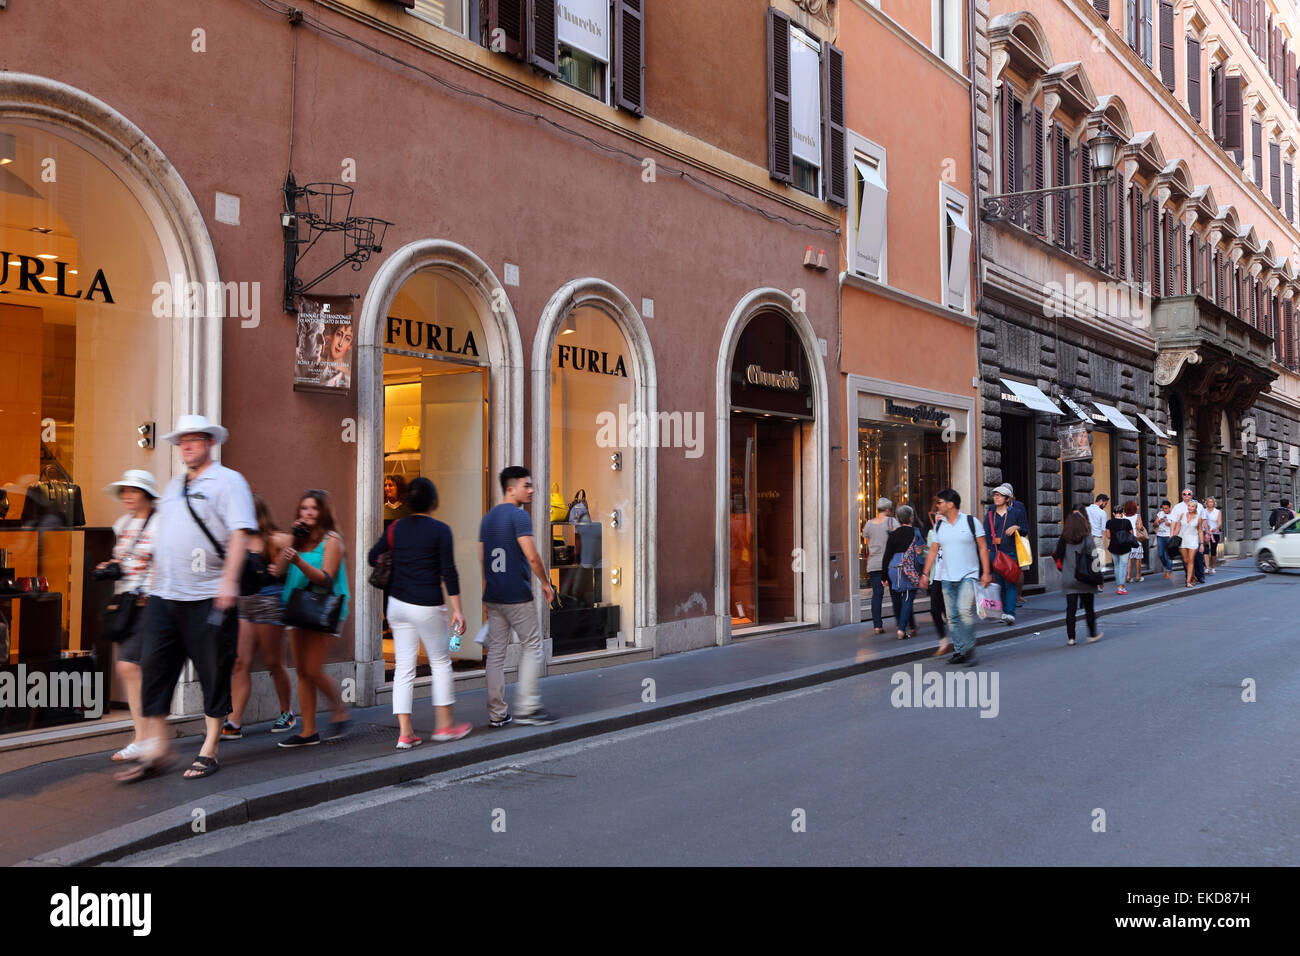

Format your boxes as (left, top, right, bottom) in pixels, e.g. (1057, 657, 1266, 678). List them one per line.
(273, 489, 351, 747)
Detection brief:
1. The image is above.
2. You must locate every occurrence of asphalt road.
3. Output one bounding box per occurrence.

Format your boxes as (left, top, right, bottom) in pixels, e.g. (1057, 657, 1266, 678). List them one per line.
(117, 573, 1300, 866)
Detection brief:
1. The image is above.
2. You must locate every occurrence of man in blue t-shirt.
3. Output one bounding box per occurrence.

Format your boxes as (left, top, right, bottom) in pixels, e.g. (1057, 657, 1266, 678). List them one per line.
(479, 466, 556, 727)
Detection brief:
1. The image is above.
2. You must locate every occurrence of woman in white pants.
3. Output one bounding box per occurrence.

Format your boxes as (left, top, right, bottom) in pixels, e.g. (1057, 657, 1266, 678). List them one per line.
(368, 477, 470, 748)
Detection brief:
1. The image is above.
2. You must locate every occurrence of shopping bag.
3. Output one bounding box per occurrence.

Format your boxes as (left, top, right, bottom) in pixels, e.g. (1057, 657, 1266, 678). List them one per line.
(1014, 530, 1032, 569)
(975, 582, 1003, 619)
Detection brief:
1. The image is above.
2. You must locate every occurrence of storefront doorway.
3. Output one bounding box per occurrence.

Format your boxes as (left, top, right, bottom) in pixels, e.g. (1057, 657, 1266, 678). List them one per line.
(727, 311, 814, 632)
(379, 270, 491, 674)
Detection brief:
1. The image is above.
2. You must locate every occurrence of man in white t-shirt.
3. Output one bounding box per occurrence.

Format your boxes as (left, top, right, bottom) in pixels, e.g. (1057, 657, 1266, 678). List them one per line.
(1168, 487, 1203, 526)
(1085, 494, 1109, 578)
(920, 488, 992, 667)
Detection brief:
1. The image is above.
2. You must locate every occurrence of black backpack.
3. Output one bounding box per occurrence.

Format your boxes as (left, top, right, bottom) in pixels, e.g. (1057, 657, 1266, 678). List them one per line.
(1075, 543, 1104, 587)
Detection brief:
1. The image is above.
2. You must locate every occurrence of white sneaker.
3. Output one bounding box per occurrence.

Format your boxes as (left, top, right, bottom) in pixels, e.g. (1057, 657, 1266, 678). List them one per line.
(111, 741, 143, 762)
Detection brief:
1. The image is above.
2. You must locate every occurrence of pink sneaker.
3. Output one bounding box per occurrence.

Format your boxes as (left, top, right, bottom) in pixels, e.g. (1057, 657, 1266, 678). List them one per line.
(1116, 586, 1128, 595)
(433, 722, 472, 743)
(396, 735, 422, 750)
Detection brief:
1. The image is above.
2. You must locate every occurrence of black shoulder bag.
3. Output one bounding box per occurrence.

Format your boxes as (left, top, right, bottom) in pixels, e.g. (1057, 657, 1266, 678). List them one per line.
(102, 513, 153, 643)
(184, 474, 266, 596)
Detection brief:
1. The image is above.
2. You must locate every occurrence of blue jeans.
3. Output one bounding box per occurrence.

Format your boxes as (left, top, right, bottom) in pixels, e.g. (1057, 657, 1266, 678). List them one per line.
(1155, 537, 1172, 571)
(941, 578, 978, 655)
(890, 587, 916, 633)
(994, 569, 1019, 619)
(868, 570, 886, 628)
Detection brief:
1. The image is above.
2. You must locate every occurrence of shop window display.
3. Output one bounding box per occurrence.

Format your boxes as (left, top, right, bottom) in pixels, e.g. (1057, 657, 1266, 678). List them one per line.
(856, 425, 950, 589)
(1, 124, 173, 729)
(548, 306, 633, 654)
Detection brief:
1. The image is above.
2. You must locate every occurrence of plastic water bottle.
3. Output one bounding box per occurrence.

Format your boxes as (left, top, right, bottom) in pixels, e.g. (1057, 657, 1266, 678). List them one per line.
(449, 618, 464, 652)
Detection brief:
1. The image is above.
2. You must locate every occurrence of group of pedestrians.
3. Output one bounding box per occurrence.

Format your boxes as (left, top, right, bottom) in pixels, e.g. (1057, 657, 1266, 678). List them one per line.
(103, 415, 558, 783)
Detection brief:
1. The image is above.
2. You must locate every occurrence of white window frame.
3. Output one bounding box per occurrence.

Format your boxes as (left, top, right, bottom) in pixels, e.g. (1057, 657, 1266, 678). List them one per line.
(557, 0, 614, 105)
(940, 182, 972, 312)
(931, 0, 962, 71)
(847, 131, 888, 282)
(407, 0, 470, 38)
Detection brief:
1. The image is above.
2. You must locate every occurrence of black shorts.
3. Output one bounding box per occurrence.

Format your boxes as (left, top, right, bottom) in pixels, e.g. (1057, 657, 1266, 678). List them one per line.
(116, 601, 150, 665)
(140, 598, 238, 719)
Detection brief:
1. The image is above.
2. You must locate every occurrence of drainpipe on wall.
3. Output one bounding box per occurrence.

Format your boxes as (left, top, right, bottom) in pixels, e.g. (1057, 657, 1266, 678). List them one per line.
(967, 0, 985, 500)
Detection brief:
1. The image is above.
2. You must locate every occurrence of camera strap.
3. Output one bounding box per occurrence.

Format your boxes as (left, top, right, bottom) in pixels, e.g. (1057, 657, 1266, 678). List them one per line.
(183, 474, 226, 560)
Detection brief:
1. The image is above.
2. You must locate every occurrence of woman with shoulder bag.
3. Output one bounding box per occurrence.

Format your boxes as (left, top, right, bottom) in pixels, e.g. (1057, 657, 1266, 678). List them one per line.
(276, 489, 351, 747)
(985, 484, 1028, 625)
(100, 470, 158, 763)
(1053, 511, 1103, 646)
(1123, 500, 1146, 588)
(862, 499, 898, 635)
(223, 495, 296, 740)
(368, 477, 470, 749)
(923, 498, 951, 656)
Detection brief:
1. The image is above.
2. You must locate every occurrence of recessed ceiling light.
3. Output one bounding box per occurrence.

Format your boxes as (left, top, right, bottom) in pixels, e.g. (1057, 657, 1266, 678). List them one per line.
(29, 226, 54, 235)
(68, 270, 79, 275)
(0, 132, 14, 166)
(36, 253, 58, 260)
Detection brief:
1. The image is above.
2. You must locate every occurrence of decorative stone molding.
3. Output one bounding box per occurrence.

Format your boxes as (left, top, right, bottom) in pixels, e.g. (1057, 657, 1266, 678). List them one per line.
(1155, 348, 1203, 387)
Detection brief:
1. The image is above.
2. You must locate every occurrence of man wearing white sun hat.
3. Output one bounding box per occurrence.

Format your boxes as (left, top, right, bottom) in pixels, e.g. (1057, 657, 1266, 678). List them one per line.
(117, 415, 256, 783)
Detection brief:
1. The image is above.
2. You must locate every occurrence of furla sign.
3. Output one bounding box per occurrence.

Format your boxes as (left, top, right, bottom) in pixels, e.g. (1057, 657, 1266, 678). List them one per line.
(0, 253, 114, 302)
(386, 315, 480, 358)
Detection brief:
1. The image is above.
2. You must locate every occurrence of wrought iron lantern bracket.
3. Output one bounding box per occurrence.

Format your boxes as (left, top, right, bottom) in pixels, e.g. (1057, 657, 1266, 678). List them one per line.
(282, 172, 392, 312)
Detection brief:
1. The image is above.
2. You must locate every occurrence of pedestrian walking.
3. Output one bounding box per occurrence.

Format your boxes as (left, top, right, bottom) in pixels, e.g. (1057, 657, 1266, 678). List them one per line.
(922, 498, 950, 656)
(276, 489, 352, 747)
(1153, 500, 1174, 579)
(1268, 497, 1296, 532)
(1085, 494, 1110, 586)
(985, 483, 1028, 625)
(1103, 504, 1136, 595)
(862, 498, 898, 635)
(918, 488, 992, 667)
(100, 470, 158, 763)
(1172, 499, 1205, 588)
(368, 477, 471, 748)
(1202, 496, 1222, 574)
(115, 416, 256, 782)
(1122, 500, 1145, 587)
(882, 505, 922, 641)
(480, 466, 556, 727)
(224, 494, 295, 740)
(1052, 511, 1103, 646)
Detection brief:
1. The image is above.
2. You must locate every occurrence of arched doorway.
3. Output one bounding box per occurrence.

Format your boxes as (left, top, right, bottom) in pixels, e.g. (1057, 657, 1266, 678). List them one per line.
(715, 290, 829, 644)
(0, 74, 219, 729)
(533, 279, 657, 655)
(355, 241, 523, 697)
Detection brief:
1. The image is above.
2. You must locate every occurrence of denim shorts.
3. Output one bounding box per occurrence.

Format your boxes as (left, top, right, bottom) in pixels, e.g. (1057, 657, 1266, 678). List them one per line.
(237, 584, 285, 625)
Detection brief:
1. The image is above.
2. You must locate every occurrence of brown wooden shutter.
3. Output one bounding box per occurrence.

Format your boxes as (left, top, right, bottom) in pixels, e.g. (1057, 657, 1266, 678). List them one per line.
(1159, 2, 1175, 90)
(821, 41, 847, 206)
(1033, 105, 1046, 235)
(1187, 37, 1202, 122)
(1054, 124, 1070, 251)
(1117, 177, 1128, 278)
(1151, 202, 1162, 294)
(1097, 166, 1110, 272)
(527, 0, 558, 75)
(1288, 49, 1297, 108)
(1224, 74, 1243, 151)
(1001, 88, 1018, 193)
(1271, 141, 1282, 207)
(767, 7, 793, 185)
(1080, 141, 1094, 262)
(1286, 160, 1294, 222)
(1134, 187, 1145, 285)
(1243, 0, 1252, 51)
(1126, 0, 1138, 54)
(1214, 250, 1222, 306)
(1252, 119, 1263, 186)
(487, 0, 526, 60)
(614, 0, 645, 116)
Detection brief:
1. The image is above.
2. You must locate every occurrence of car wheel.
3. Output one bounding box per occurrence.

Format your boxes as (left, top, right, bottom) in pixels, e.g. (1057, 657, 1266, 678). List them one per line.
(1257, 550, 1278, 573)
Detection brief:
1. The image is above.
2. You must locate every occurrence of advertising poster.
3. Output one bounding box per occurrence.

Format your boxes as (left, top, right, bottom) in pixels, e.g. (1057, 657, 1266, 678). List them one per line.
(294, 294, 355, 394)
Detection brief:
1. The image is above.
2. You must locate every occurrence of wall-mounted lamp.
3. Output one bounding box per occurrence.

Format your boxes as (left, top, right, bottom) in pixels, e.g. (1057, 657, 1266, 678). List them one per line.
(610, 567, 621, 587)
(982, 131, 1121, 222)
(560, 315, 577, 336)
(609, 509, 621, 529)
(609, 452, 622, 471)
(137, 422, 155, 449)
(0, 132, 15, 167)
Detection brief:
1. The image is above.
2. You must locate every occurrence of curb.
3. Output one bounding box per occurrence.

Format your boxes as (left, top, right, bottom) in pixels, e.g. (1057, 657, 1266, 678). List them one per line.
(27, 569, 1263, 866)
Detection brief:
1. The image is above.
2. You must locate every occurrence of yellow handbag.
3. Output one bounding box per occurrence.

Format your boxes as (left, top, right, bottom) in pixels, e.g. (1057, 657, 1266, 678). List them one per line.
(549, 483, 568, 523)
(396, 417, 420, 453)
(1014, 530, 1033, 568)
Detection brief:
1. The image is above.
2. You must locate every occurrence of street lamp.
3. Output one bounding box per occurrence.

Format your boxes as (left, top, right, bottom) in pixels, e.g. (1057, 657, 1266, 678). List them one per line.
(981, 131, 1123, 222)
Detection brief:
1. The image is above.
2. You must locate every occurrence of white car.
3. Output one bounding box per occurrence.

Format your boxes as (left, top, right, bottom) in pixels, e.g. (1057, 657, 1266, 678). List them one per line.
(1254, 516, 1300, 572)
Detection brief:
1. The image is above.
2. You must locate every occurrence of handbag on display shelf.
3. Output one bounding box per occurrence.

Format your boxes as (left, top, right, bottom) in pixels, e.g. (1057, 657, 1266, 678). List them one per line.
(567, 489, 590, 524)
(550, 483, 569, 523)
(396, 417, 421, 453)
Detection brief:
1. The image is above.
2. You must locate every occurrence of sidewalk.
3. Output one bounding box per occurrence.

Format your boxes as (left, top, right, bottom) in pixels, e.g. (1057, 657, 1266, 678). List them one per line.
(5, 561, 1262, 867)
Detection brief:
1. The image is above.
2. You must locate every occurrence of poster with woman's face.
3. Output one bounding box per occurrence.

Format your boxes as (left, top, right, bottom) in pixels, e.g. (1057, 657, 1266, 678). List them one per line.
(294, 295, 355, 393)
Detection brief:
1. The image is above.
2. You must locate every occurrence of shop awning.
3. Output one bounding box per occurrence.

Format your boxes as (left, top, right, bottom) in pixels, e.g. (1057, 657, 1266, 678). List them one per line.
(1059, 395, 1092, 423)
(1000, 379, 1063, 415)
(1136, 412, 1168, 440)
(1093, 402, 1139, 432)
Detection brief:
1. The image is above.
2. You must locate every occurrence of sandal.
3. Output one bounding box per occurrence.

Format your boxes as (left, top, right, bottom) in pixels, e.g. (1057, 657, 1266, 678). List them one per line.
(114, 753, 173, 784)
(183, 755, 220, 779)
(110, 741, 143, 763)
(932, 640, 953, 657)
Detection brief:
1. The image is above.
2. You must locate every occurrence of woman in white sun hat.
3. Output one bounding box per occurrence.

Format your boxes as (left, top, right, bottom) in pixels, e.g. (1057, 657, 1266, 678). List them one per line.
(99, 469, 159, 763)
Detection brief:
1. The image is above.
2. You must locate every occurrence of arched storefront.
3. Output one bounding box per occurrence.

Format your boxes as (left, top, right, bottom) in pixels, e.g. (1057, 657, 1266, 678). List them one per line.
(715, 290, 829, 643)
(354, 241, 523, 699)
(0, 74, 219, 731)
(533, 280, 657, 656)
